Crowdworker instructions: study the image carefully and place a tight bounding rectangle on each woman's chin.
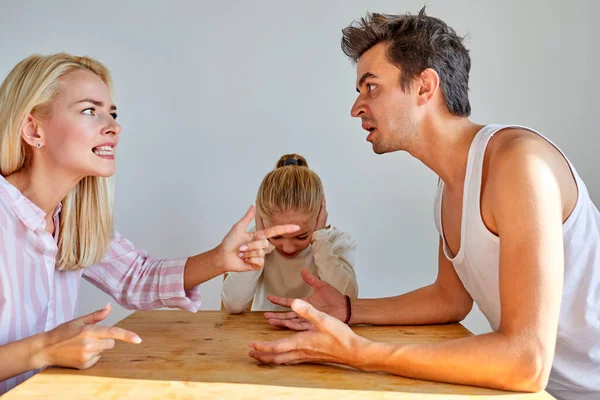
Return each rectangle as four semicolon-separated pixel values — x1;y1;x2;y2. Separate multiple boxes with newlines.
87;169;116;178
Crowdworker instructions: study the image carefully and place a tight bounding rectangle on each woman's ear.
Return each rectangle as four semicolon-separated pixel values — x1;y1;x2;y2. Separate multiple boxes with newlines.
21;114;45;149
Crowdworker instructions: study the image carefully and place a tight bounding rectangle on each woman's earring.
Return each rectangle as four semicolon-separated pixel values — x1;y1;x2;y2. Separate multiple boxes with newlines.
36;141;42;148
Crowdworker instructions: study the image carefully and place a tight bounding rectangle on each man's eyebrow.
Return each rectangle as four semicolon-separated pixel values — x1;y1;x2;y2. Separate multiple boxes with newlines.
356;72;377;92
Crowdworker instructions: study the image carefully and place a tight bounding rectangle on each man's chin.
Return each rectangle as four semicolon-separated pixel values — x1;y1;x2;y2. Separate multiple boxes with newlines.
371;142;388;155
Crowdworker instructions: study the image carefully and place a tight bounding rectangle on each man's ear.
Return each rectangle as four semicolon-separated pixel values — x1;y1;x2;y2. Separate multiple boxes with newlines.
416;68;440;107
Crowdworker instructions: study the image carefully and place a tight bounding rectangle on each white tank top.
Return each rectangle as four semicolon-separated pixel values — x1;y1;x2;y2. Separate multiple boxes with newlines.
433;125;600;399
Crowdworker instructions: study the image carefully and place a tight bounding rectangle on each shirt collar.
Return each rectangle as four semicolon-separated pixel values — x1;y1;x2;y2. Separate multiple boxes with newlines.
0;174;62;231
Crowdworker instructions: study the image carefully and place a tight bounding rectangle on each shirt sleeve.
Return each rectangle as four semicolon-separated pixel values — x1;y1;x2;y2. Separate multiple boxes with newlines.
221;269;263;314
311;225;359;298
82;231;202;312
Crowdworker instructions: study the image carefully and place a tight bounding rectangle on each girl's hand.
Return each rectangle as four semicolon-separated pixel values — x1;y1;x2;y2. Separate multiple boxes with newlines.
315;195;328;231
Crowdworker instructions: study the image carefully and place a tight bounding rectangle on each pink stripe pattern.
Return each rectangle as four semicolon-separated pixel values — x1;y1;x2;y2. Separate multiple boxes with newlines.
0;176;202;394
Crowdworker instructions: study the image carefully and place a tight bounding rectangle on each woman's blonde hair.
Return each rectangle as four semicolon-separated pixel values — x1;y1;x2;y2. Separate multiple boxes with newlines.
0;53;115;271
256;153;323;220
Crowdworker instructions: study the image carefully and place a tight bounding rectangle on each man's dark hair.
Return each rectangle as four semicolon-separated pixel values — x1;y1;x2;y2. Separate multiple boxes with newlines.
342;7;471;116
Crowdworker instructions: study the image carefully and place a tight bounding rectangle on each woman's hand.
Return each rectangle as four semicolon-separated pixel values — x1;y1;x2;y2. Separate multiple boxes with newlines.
218;205;299;272
35;303;141;370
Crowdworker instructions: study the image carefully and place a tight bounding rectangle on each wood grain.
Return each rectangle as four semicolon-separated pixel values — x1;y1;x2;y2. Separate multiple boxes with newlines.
2;311;555;399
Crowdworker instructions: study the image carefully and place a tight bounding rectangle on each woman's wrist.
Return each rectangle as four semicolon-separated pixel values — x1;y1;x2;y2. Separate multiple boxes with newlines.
210;245;228;275
183;247;227;290
28;331;50;370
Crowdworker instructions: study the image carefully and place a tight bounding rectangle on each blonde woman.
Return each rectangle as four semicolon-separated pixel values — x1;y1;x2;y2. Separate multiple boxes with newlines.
0;53;299;393
222;154;358;313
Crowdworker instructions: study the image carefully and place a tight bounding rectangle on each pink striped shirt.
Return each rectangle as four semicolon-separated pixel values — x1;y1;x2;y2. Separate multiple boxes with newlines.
0;175;202;394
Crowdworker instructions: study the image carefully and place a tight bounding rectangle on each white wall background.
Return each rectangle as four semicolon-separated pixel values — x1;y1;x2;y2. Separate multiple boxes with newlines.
1;0;597;335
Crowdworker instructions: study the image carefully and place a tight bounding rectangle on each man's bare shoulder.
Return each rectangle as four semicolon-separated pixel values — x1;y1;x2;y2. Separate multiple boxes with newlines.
486;128;560;165
484;128;577;220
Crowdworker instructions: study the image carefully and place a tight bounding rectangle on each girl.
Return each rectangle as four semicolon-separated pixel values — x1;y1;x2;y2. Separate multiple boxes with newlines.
0;53;297;393
222;154;358;313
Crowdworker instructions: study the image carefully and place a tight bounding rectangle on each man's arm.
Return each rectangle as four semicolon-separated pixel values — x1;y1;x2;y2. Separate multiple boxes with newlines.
265;240;473;329
358;138;565;390
350;239;473;325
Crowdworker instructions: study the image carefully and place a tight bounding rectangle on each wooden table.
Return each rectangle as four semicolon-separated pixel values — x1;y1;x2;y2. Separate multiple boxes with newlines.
3;311;555;399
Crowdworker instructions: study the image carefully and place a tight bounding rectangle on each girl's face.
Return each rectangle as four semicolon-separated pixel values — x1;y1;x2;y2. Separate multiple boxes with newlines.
263;211;317;258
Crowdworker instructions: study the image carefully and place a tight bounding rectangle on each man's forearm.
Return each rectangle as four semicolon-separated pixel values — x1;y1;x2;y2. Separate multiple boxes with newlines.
350;283;471;325
353;331;550;392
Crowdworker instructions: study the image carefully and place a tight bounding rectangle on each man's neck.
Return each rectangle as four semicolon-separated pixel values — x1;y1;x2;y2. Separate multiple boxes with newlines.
409;116;485;191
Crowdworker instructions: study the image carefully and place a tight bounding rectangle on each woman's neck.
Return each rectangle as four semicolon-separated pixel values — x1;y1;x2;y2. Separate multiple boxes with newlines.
6;164;80;231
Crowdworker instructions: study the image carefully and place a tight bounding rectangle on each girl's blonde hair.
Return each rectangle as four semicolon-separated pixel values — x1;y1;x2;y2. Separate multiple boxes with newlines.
0;53;115;271
256;153;323;220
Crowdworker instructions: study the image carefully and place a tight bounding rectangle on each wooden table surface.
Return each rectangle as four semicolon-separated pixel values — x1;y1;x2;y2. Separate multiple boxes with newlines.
3;311;555;399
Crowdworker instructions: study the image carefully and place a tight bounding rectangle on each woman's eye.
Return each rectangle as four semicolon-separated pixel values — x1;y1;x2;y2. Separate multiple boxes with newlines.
297;236;309;241
110;112;118;120
82;108;95;116
367;83;376;92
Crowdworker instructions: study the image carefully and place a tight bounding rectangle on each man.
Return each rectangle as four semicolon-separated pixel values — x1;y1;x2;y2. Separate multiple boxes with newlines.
248;8;599;400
